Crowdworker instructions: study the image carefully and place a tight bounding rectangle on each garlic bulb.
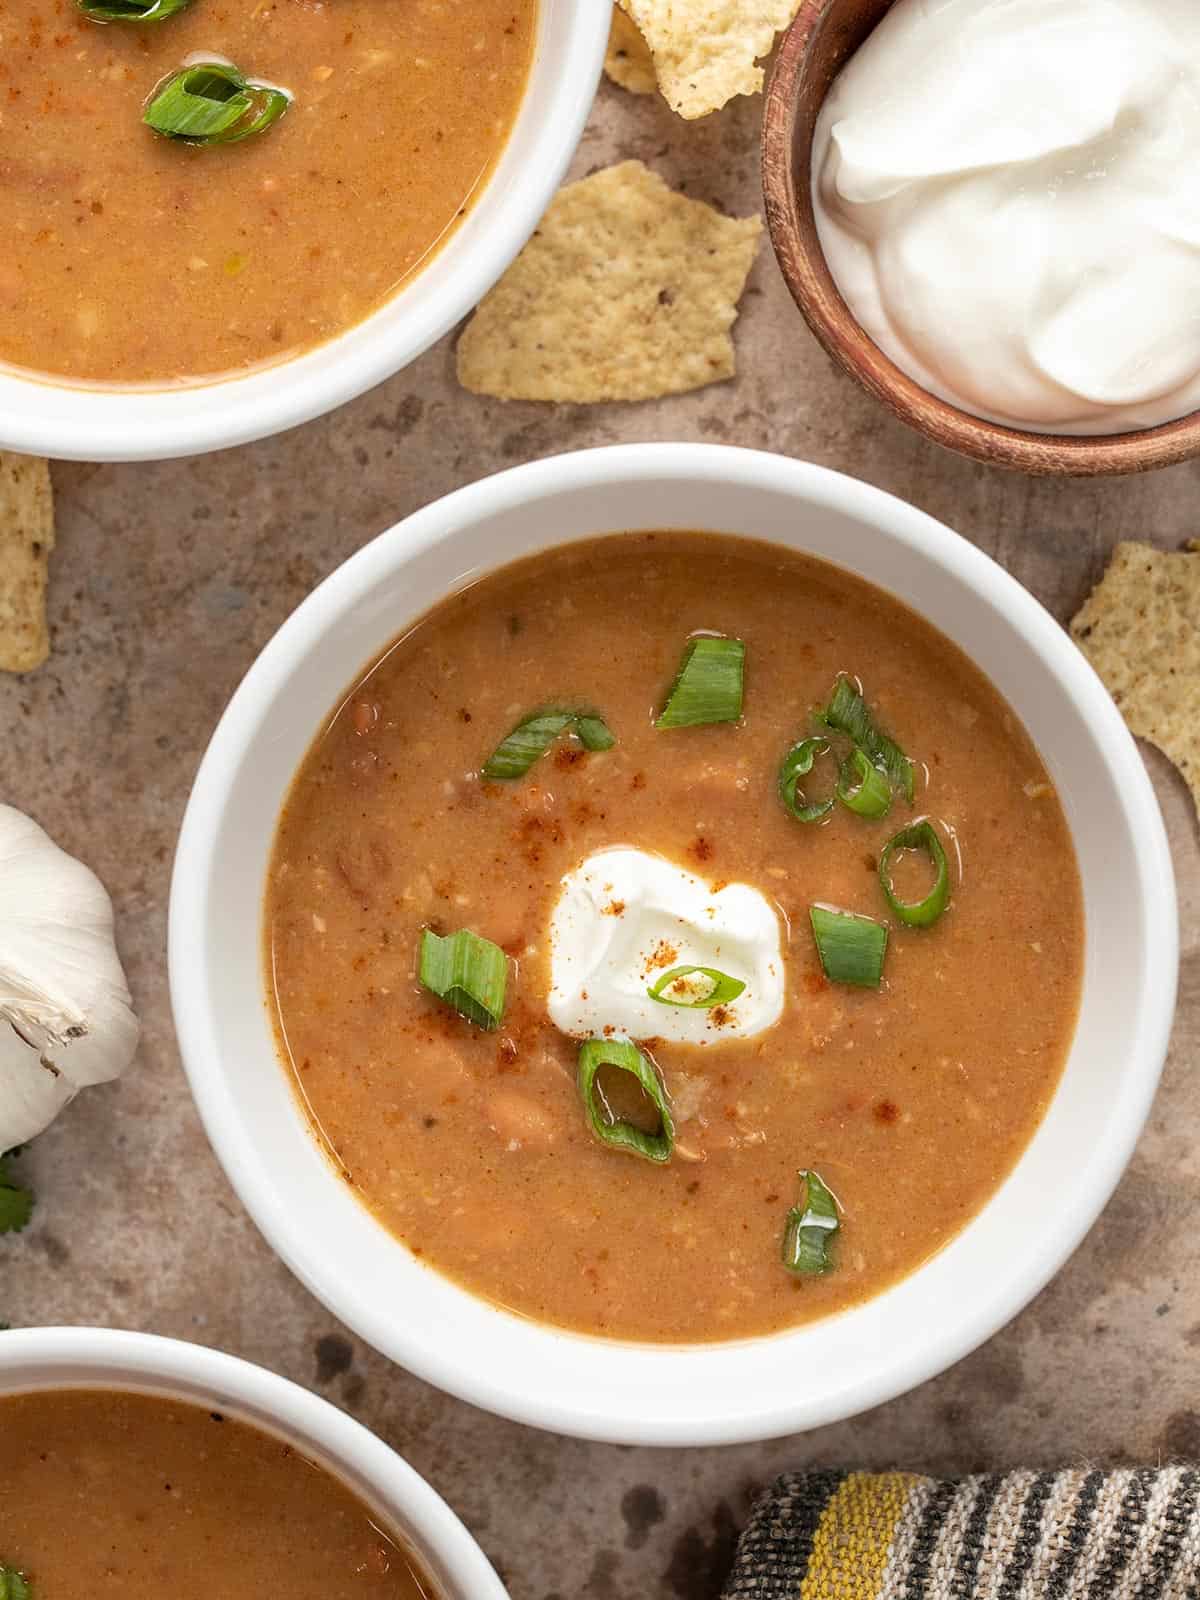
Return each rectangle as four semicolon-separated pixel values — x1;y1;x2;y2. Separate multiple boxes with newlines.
0;804;139;1150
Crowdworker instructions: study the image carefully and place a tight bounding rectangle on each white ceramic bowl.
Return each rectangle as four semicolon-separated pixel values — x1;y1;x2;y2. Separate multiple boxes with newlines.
0;1325;507;1597
0;3;607;463
170;443;1178;1446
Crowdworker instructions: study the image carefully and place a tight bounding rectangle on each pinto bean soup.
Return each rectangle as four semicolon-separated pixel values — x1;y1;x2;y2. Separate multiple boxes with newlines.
265;533;1083;1343
1;0;535;384
0;1388;438;1596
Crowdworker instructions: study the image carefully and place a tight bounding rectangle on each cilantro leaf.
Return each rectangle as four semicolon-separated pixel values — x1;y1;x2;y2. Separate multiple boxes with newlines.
0;1156;33;1236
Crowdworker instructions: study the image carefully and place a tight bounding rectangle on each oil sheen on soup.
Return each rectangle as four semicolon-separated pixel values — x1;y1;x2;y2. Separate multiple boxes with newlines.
266;534;1084;1343
0;0;535;384
0;1388;437;1597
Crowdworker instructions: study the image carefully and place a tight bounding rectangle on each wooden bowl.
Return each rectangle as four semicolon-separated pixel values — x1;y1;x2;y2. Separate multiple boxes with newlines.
761;0;1200;476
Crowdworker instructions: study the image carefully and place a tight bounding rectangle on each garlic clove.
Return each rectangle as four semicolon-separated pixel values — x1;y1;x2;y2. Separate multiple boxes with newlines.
0;804;139;1150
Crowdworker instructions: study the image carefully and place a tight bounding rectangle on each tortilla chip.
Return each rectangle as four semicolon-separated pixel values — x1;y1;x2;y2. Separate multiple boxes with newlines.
605;6;657;94
619;0;802;119
1070;541;1200;812
0;453;54;674
456;160;761;404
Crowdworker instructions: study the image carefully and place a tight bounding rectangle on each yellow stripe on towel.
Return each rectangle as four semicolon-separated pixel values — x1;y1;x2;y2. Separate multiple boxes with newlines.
799;1472;922;1600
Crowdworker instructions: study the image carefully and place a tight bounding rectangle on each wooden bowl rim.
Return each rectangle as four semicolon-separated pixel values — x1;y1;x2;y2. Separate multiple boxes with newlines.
761;0;1200;477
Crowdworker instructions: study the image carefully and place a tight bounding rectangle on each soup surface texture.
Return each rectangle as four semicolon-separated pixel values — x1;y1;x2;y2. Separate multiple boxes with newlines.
0;1388;435;1596
266;534;1084;1343
0;0;535;383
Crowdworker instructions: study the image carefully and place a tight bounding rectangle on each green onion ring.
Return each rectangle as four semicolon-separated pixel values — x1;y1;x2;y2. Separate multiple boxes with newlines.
577;1037;674;1163
418;928;507;1030
647;965;746;1008
482;708;615;780
809;904;888;988
836;748;893;819
656;636;745;729
816;676;914;803
782;1169;840;1276
0;1565;32;1600
779;736;835;823
78;0;191;20
575;714;617;752
878;819;951;928
144;63;291;145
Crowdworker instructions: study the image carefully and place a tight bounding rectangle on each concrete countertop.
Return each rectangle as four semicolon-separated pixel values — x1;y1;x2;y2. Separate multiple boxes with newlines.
5;71;1198;1600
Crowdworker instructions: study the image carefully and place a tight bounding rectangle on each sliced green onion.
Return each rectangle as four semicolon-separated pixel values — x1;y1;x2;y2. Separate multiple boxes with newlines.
779;736;835;823
144;63;291;145
647;965;746;1008
481;708;615;779
0;1566;31;1600
879;820;951;928
836;748;893;819
782;1169;840;1276
809;905;888;988
418;928;507;1030
78;0;190;19
816;677;914;803
656;636;745;729
575;714;616;752
578;1038;674;1163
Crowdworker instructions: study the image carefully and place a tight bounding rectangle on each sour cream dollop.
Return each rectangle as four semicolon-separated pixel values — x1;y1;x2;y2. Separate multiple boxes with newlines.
813;0;1200;434
547;848;784;1045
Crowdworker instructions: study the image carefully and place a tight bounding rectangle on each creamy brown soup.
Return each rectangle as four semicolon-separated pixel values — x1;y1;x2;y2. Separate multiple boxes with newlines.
0;0;535;384
0;1388;437;1596
266;533;1084;1343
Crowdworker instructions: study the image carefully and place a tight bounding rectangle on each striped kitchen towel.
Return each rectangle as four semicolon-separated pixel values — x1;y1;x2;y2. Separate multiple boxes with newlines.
723;1469;1200;1597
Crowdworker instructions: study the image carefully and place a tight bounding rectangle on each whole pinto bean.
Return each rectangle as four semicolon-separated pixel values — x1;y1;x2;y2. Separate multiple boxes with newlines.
486;1087;560;1152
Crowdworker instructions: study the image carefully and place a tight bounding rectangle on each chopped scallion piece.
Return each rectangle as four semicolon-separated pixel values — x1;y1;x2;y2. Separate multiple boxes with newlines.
816;677;914;803
144;63;291;145
578;1038;674;1163
78;0;190;19
782;1169;840;1276
836;748;893;819
647;965;745;1008
656;636;745;729
779;736;835;823
481;708;615;779
809;905;888;988
575;714;616;752
0;1565;32;1600
879;820;951;928
418;928;507;1030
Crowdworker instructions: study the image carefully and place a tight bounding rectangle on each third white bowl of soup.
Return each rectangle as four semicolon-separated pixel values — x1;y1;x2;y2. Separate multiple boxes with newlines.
0;1326;507;1599
171;444;1176;1444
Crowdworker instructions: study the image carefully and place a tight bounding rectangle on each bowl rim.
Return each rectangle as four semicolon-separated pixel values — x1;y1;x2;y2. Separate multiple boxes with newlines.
761;0;1200;476
0;1324;507;1598
0;2;608;463
169;442;1178;1445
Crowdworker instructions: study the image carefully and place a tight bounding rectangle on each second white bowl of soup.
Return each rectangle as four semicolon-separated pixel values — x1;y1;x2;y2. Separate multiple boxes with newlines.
0;1;606;461
170;444;1176;1445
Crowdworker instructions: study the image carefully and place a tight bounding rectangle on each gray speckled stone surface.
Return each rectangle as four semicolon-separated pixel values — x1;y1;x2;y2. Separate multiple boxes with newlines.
5;65;1200;1600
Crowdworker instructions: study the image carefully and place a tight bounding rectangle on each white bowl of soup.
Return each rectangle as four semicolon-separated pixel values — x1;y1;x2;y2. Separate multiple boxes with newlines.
0;1;606;462
170;443;1177;1445
0;1324;507;1597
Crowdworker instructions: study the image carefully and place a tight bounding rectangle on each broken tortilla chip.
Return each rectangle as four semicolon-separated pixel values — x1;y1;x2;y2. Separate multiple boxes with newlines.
0;452;54;674
618;0;802;119
1071;540;1200;813
606;5;657;94
456;160;761;404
